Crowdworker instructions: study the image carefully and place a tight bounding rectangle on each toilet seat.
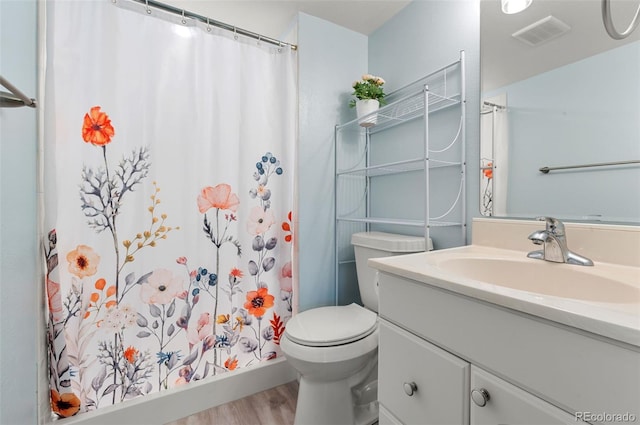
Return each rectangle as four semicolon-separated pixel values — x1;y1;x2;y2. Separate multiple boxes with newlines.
284;303;377;347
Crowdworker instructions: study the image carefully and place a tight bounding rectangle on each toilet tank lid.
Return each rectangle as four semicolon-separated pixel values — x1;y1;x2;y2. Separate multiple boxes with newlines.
351;231;431;252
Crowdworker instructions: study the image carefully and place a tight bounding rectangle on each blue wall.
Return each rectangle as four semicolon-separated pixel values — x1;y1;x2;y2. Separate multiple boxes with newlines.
368;0;481;247
296;2;481;310
486;41;640;222
0;0;40;423
297;13;368;311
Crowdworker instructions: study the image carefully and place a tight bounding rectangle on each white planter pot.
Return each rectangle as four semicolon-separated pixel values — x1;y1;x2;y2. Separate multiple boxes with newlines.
355;99;380;127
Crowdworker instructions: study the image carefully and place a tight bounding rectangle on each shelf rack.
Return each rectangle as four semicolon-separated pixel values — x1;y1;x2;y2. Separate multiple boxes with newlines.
334;51;466;305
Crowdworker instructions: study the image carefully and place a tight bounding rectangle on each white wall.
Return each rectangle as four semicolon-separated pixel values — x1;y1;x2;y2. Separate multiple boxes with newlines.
0;0;40;423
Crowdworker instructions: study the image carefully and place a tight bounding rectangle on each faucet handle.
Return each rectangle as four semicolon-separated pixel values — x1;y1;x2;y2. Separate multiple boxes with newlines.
535;216;565;236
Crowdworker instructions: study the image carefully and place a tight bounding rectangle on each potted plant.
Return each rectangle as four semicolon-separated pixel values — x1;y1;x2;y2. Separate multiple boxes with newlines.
349;74;386;127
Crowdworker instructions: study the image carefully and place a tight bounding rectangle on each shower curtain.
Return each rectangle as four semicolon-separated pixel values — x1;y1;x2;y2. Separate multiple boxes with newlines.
42;0;296;417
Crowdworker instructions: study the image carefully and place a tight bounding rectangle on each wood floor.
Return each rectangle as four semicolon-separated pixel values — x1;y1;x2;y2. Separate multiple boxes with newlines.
165;380;299;425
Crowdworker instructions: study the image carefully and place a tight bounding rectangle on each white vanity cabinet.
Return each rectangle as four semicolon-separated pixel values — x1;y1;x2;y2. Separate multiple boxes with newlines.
378;317;583;425
376;271;640;425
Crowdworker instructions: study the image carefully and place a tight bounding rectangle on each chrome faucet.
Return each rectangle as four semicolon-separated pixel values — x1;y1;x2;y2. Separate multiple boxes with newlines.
527;217;594;266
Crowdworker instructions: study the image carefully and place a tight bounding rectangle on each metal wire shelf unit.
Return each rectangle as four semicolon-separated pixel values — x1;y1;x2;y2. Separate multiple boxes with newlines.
336;92;461;134
337;217;463;227
337;158;462;178
336;172;466;228
334;51;466;306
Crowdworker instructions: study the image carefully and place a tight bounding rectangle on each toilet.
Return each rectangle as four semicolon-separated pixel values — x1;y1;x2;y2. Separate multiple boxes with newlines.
281;231;429;425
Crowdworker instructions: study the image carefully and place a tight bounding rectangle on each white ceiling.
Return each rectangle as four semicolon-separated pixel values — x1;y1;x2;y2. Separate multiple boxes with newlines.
161;0;411;40
481;0;640;91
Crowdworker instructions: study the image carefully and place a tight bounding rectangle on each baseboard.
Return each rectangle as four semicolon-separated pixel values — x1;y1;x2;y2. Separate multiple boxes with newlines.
49;358;297;425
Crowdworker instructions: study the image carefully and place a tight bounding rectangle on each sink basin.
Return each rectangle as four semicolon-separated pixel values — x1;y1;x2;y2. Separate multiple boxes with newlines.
368;223;640;346
436;257;640;304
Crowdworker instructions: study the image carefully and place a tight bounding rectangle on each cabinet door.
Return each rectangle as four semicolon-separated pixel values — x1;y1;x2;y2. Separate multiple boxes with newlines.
379;320;470;424
470;366;586;425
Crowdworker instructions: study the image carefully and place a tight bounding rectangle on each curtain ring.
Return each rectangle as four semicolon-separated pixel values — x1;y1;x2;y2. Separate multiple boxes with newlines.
258;35;262;45
206;17;212;32
278;41;283;53
233;27;238;40
145;0;151;14
181;9;186;25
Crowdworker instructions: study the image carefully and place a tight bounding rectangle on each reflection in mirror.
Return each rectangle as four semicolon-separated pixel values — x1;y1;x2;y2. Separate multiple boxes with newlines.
480;96;507;216
480;0;640;223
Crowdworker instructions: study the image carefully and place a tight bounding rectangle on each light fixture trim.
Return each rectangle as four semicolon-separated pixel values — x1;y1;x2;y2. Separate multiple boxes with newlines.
501;0;533;15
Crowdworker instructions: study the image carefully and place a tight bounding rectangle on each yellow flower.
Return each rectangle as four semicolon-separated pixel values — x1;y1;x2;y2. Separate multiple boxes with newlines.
234;316;245;331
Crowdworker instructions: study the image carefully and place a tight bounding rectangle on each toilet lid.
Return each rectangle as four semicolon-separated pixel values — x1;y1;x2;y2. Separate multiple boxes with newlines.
284;303;377;347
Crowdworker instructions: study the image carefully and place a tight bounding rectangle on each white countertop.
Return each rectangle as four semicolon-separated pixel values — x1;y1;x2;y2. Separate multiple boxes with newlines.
369;244;640;347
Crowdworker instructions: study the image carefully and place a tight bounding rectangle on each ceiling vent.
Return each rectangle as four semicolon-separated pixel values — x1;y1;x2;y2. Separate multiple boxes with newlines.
512;16;571;46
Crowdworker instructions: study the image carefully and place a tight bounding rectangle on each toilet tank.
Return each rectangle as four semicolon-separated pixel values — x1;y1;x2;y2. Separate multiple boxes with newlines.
351;231;431;312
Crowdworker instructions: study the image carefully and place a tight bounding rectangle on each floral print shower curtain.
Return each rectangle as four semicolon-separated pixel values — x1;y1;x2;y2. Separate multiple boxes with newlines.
43;0;296;418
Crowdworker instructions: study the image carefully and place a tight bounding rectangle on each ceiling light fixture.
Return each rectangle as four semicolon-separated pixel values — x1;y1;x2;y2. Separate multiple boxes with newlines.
501;0;532;14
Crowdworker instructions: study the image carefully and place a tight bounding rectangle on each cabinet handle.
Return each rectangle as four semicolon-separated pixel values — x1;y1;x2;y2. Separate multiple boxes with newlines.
403;381;418;396
471;388;490;407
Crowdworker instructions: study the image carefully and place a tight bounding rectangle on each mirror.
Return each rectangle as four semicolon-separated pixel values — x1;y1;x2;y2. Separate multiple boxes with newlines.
480;0;640;223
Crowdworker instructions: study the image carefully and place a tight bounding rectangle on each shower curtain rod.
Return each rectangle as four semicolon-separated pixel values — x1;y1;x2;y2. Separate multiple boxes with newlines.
0;75;37;108
129;0;298;50
482;100;505;110
480;101;505;115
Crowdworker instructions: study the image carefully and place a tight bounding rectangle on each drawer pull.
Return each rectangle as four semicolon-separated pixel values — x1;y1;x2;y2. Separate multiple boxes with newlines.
403;381;418;396
471;388;490;407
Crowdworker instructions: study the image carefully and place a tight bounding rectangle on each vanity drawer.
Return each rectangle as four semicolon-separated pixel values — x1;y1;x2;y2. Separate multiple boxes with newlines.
470;366;585;424
378;319;470;425
378;272;640;423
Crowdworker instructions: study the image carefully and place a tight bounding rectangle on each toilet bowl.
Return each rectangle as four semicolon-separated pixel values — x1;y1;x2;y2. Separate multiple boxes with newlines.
281;232;428;425
281;304;379;425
